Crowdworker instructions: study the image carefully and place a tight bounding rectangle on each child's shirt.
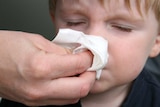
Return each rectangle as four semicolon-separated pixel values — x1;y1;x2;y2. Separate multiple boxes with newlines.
1;68;160;107
122;67;160;107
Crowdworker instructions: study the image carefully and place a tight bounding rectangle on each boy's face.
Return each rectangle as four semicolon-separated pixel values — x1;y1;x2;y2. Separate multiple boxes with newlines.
51;0;160;93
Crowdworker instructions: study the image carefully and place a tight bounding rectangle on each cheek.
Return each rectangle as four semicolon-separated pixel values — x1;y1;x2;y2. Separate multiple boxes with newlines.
108;37;151;84
90;39;149;93
113;53;145;82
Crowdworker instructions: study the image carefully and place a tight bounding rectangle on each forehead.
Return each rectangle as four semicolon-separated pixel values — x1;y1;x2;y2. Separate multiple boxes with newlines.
56;0;143;17
58;0;126;9
56;0;144;13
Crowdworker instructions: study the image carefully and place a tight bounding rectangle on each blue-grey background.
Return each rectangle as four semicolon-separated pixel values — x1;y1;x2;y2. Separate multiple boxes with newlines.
0;0;159;75
0;0;54;40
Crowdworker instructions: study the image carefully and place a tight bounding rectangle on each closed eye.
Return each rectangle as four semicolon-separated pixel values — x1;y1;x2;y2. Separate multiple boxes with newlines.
67;21;85;26
112;25;132;32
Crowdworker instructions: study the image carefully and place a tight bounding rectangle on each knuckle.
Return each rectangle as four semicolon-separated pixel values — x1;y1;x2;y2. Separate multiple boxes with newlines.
26;90;41;101
80;83;90;97
29;55;50;79
18;82;49;106
23;88;44;106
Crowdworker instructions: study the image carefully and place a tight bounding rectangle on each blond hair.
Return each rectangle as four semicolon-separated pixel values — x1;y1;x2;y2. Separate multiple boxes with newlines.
49;0;160;24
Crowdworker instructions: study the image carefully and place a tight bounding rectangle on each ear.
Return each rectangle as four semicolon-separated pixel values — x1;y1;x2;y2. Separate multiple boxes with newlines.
149;33;160;57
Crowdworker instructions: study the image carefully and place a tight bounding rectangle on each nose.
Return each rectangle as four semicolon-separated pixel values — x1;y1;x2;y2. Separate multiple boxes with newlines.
85;23;105;38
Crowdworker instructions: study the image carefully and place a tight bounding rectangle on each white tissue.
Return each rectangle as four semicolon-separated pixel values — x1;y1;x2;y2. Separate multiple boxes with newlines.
52;29;108;79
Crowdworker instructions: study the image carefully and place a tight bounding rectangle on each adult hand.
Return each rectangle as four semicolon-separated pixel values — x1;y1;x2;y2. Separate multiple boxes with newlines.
0;31;96;106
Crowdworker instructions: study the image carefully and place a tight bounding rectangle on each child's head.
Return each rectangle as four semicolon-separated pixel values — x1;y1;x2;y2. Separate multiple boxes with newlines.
49;0;160;26
49;0;160;94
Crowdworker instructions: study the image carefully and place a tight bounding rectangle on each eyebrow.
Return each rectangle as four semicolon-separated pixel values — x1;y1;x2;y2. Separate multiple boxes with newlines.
58;4;87;17
106;11;145;24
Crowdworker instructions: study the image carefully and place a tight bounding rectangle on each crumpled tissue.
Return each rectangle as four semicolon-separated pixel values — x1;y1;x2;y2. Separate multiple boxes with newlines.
52;29;109;79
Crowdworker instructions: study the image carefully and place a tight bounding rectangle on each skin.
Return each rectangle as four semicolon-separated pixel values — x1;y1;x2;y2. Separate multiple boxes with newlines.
51;0;160;106
0;31;96;106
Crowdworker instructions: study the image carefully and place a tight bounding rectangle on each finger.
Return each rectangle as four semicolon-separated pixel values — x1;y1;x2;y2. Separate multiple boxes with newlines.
43;99;79;106
47;51;93;78
46;71;96;99
30;36;93;78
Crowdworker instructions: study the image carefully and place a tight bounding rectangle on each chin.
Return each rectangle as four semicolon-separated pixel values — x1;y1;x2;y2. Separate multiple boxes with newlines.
89;82;108;94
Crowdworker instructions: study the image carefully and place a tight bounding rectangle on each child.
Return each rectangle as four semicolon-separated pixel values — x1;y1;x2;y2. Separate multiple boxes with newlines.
1;0;160;107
